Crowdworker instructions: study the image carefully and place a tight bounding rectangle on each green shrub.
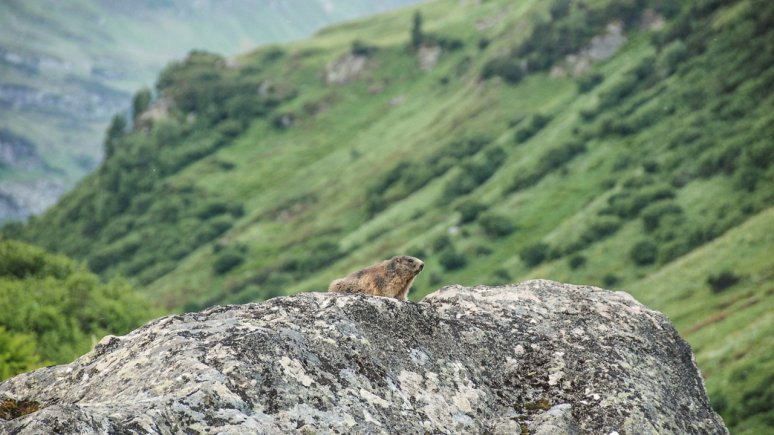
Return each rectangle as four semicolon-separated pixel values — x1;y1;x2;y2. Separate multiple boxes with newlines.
216;119;245;139
630;240;658;265
568;255;586;270
598;73;640;110
602;273;620;287
213;249;245;274
520;242;550;267
515;114;552;143
481;57;525;84
577;72;604;93
707;270;741;293
493;268;512;282
411;11;424;49
549;0;571;19
436;36;464;51
279;240;342;277
351;40;378;57
734;166;763;192
641;202;684;232
0;240;155;380
0;328;40;380
509;141;587;192
367;137;490;216
583;217;622;243
438;248;466;271
539;141;585;170
456;200;487;224
604;186;676;219
432;235;453;252
479;213;515;238
657;40;689;77
132;87;152;120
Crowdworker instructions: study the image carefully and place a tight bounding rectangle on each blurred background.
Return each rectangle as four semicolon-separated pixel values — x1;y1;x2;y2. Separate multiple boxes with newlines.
1;0;772;433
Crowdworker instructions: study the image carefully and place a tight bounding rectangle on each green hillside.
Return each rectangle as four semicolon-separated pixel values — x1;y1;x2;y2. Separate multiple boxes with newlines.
0;239;157;379
0;0;418;220
3;0;773;432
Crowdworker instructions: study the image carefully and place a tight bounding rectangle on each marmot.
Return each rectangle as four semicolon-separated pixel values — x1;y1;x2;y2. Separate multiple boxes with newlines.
328;256;424;300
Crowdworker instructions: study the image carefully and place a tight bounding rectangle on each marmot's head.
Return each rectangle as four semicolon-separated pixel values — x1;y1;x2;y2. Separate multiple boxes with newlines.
388;255;424;277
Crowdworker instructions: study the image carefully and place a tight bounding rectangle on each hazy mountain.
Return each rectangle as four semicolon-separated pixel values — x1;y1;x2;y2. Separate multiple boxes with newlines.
0;0;420;221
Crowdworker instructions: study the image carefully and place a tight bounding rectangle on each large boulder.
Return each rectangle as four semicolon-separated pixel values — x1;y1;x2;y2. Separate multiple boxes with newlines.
0;280;727;434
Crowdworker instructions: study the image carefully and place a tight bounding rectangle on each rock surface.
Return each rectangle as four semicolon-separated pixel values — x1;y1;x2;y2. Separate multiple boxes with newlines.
0;280;727;434
325;53;368;85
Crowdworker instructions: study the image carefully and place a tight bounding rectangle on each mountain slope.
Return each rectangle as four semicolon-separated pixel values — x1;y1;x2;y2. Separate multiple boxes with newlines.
0;0;420;221
3;0;774;432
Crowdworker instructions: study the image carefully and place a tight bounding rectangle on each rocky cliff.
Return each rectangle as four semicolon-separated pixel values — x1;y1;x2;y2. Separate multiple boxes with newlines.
0;280;727;434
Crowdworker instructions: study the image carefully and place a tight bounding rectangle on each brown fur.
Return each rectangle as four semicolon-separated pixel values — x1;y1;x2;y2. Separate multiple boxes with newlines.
328;256;424;300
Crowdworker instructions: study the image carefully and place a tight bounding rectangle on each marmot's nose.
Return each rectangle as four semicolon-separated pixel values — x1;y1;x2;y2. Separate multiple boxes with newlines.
418;262;424;271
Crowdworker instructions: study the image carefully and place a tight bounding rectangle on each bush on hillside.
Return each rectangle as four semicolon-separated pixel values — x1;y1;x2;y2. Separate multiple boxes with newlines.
479;213;515;238
366;136;493;216
641;202;684;232
520;242;550;267
132;87;152;120
491;268;512;285
438;247;466;271
442;149;504;201
602;273;620;287
351;40;378;57
539;141;585;170
456;200;487;224
509;141;587;192
213;249;245;275
707;270;741;293
0;240;155;380
481;57;525;84
584;216;622;243
630;239;658;266
657;40;689;77
432;235;453;252
568;255;587;270
577;72;604;93
603;186;676;219
278;240;342;278
515;114;552;144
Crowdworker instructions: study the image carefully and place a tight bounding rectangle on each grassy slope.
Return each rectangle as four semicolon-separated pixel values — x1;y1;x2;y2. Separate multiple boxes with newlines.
6;0;773;431
628;208;774;435
0;0;419;190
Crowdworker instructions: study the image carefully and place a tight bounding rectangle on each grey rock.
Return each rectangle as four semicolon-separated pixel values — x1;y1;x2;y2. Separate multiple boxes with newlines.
551;21;628;78
530;403;578;435
0;280;728;434
416;44;442;71
325;53;368;85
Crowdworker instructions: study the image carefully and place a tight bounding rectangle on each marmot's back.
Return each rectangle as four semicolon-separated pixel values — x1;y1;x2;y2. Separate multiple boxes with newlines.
328;256;424;300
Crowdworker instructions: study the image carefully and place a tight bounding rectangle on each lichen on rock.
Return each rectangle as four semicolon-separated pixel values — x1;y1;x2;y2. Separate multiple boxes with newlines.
0;280;727;434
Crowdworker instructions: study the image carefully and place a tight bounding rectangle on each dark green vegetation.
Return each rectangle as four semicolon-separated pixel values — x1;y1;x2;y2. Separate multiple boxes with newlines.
3;0;774;432
0;239;156;379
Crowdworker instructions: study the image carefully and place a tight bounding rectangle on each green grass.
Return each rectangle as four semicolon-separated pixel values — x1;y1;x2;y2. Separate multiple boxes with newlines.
5;0;774;432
